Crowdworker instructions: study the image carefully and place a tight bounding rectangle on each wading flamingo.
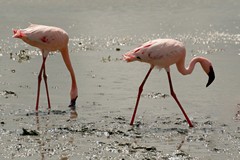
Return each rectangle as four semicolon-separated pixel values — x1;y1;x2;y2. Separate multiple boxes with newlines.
13;24;78;111
123;39;215;127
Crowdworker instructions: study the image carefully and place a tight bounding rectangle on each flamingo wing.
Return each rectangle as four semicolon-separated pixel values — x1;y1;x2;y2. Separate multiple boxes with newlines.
13;24;68;51
23;24;53;44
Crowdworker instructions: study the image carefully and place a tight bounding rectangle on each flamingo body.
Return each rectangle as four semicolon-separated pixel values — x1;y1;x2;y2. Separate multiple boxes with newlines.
124;39;185;68
13;24;78;111
13;24;68;54
124;39;215;127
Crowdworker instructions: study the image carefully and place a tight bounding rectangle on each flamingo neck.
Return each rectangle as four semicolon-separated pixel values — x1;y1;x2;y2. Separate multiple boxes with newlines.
177;57;207;75
60;47;78;100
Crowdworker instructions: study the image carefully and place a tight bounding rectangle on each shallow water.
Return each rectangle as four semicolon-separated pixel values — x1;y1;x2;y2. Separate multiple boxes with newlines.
1;0;240;159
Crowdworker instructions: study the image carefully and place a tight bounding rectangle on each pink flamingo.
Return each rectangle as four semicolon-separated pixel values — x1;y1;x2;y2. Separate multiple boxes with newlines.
123;39;215;127
13;24;78;111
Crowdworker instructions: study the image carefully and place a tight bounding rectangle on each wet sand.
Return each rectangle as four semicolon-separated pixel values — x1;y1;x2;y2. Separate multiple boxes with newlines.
1;0;240;159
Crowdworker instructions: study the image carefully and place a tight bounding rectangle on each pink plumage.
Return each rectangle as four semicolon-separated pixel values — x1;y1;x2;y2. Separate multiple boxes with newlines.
124;39;187;68
123;39;215;127
13;24;69;56
13;24;78;112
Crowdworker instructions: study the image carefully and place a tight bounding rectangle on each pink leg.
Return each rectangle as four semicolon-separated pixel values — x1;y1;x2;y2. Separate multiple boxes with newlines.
130;65;154;125
43;65;51;110
166;71;194;127
36;57;47;111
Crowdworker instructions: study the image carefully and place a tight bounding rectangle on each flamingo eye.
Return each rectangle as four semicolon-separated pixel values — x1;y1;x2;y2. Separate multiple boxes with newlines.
136;56;141;60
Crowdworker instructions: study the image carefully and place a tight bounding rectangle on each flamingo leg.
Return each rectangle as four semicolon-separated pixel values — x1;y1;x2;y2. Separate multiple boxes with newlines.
43;61;51;110
130;65;154;125
166;71;194;127
36;57;47;111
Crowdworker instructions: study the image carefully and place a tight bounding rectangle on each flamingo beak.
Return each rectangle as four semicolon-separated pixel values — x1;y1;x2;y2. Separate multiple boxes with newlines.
206;66;215;87
69;96;78;110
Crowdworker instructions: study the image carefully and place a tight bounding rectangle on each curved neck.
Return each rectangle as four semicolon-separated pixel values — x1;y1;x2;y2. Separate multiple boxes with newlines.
176;57;206;75
60;47;78;99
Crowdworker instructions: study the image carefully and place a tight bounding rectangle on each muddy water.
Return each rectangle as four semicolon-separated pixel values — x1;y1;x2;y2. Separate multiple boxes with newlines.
1;0;240;159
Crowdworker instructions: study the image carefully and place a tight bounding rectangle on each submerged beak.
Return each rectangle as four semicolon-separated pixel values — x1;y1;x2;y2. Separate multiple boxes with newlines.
69;96;78;119
206;66;215;87
68;96;78;110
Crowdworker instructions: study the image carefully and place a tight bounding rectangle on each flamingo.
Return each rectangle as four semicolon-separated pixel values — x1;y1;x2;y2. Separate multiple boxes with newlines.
13;24;78;111
123;39;215;127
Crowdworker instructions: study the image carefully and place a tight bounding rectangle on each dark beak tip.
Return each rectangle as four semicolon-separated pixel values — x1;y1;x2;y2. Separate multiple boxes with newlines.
206;66;215;87
68;96;78;108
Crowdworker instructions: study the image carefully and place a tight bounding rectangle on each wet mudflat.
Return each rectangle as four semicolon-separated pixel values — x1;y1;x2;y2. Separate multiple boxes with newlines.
0;38;240;159
1;0;240;159
1;102;240;159
0;103;239;160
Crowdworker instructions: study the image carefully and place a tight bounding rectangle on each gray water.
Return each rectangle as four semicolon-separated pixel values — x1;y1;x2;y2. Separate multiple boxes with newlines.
0;0;240;159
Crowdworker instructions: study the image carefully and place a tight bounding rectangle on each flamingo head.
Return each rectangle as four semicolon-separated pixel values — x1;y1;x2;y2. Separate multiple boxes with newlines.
69;86;78;108
69;96;78;119
196;57;215;87
69;96;78;108
206;65;215;87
